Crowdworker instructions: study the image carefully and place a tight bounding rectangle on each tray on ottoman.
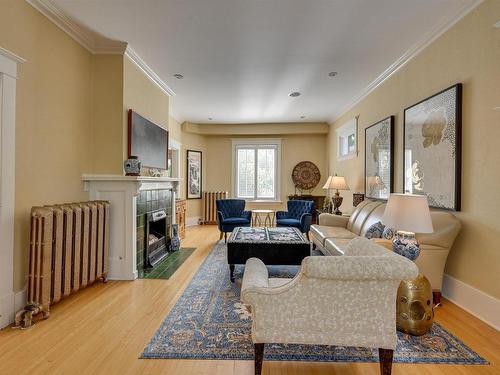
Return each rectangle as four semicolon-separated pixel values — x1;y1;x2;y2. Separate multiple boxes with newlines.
227;227;310;282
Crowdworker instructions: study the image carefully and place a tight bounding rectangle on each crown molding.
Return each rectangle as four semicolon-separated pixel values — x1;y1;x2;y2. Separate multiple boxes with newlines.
26;0;127;54
329;0;484;124
0;47;26;64
26;0;174;96
124;47;175;96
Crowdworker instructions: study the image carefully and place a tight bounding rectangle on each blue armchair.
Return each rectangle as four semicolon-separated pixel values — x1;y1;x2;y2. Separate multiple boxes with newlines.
276;200;314;239
216;199;252;242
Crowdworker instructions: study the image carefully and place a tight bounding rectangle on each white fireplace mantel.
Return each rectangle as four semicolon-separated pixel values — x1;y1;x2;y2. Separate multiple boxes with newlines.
82;174;182;280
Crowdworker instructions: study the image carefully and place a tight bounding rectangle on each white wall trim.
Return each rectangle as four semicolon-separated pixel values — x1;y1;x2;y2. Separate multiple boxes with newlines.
0;47;22;328
124;47;175;96
442;273;500;331
186;216;202;227
26;0;175;97
14;289;27;313
329;0;484;123
26;0;127;54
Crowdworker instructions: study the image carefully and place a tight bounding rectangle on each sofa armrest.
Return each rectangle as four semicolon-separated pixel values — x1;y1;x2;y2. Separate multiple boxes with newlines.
241;258;269;301
318;213;349;227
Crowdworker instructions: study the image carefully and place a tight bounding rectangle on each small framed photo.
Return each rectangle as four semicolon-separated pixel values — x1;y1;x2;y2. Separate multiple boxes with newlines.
187;150;202;199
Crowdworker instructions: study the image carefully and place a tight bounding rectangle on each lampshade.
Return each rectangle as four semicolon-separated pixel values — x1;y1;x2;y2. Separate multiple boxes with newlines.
366;175;386;190
381;193;434;233
322;175;350;191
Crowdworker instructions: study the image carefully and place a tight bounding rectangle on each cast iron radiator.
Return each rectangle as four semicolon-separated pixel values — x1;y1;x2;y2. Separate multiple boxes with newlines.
202;191;228;224
15;201;110;328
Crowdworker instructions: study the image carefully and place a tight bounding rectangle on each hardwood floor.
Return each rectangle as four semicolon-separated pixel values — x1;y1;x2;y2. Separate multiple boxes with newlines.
0;225;498;375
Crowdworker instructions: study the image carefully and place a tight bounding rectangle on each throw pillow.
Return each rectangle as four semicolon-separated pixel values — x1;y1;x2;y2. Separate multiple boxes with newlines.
382;226;395;240
365;221;385;239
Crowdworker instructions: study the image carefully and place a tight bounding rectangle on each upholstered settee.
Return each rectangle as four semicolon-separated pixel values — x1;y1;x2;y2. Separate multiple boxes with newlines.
241;237;418;375
310;200;461;302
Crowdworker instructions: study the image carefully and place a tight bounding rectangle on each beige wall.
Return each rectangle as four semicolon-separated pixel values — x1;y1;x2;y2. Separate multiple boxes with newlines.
0;1;92;291
123;57;169;161
328;0;500;299
169;117;207;219
91;55;124;174
204;131;328;212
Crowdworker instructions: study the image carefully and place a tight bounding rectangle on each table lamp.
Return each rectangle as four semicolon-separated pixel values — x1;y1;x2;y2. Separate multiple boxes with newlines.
323;175;350;215
381;193;433;260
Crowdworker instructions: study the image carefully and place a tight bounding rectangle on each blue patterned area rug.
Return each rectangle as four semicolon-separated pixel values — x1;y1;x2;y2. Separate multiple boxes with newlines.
141;241;488;365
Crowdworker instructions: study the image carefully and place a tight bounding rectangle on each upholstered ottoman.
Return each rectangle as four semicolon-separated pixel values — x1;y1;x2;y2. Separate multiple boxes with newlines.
226;227;310;282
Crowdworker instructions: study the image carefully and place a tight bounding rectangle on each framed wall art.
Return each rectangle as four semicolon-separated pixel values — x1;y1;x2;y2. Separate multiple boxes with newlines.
365;116;394;200
187;150;202;199
403;84;462;210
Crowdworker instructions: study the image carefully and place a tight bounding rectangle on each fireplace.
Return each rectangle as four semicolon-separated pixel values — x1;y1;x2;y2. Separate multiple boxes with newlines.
82;175;181;280
136;188;173;275
145;209;170;267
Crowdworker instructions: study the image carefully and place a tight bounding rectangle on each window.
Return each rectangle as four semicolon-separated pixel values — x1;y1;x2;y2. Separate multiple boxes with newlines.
336;117;358;160
232;139;281;200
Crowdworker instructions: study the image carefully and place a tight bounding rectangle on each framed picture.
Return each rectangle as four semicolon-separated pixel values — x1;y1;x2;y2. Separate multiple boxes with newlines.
187;150;202;199
365;116;394;200
403;84;462;210
336;117;358;160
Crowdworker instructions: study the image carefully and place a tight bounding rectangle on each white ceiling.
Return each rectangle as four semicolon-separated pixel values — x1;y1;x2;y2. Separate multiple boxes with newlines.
52;0;478;124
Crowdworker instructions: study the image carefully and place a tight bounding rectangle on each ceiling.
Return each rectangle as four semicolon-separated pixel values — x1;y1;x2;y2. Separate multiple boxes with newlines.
50;0;478;124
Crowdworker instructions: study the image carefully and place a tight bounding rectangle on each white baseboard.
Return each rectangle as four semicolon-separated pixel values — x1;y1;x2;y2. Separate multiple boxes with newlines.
14;289;26;312
0;292;15;329
186;216;201;227
0;289;26;328
442;273;500;331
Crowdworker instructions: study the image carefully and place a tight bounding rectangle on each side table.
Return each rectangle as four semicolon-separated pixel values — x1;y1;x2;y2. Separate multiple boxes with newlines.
251;209;275;227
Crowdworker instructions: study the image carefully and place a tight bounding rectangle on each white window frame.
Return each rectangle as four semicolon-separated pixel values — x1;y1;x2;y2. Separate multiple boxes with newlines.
231;138;282;202
168;138;181;179
336;117;358;161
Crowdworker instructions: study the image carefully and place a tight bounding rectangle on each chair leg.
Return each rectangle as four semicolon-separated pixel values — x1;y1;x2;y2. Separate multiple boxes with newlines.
219;231;223;240
224;232;227;243
433;291;442;306
378;348;393;375
305;232;310;241
254;343;265;375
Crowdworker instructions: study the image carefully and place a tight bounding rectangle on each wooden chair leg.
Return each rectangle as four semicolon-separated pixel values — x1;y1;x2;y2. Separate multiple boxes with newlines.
378;348;393;375
219;231;223;240
255;343;265;375
305;232;310;241
433;291;442;306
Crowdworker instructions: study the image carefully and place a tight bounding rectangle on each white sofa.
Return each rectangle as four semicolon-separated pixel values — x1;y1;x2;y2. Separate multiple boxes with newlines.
241;237;418;375
310;199;461;303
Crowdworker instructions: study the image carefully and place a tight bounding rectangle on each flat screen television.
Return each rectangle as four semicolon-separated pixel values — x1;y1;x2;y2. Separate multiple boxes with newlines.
128;109;169;170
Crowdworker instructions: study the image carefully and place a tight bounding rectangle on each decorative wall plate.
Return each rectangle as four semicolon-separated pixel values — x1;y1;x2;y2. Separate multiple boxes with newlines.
291;161;321;190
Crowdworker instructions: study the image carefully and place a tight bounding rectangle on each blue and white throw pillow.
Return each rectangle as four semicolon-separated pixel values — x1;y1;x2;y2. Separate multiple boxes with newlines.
365;221;385;239
382;226;395;240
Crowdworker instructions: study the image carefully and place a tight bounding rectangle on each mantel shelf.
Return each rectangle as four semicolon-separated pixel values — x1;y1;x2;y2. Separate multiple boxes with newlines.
82;174;182;183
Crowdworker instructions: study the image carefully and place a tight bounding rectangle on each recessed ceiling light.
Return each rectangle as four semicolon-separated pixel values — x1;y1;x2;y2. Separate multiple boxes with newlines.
208;117;213;120
289;92;301;97
173;74;184;79
328;71;338;77
300;116;306;119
